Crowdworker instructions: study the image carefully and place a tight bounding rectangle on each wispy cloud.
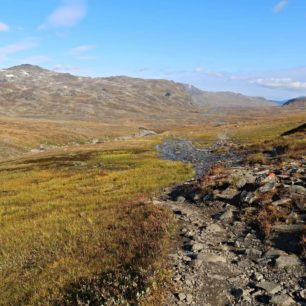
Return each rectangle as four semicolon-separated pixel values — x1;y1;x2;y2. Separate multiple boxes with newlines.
39;0;88;29
0;22;9;32
193;66;227;78
250;77;306;90
273;0;289;13
0;39;39;61
70;44;96;56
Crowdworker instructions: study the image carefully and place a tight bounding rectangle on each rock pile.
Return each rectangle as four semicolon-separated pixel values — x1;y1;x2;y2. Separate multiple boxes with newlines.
155;155;305;305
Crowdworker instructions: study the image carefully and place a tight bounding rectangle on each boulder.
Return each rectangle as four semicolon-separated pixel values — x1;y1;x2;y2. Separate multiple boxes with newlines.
270;294;295;306
275;255;301;269
257;281;282;295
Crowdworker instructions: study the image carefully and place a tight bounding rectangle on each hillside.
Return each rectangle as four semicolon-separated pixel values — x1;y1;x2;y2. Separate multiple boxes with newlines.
0;65;277;123
185;84;275;110
283;97;306;109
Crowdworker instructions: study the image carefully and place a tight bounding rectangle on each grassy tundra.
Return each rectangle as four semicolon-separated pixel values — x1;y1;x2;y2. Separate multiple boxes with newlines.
0;113;304;305
0;141;193;305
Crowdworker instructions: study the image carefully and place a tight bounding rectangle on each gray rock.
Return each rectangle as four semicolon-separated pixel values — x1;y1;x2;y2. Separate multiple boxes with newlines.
236;178;247;189
257;281;282;295
219;206;235;221
289;185;306;195
253;272;264;281
177;293;186;301
272;224;304;233
264;248;288;259
217;188;239;200
198;253;227;263
270;294;295;306
191;242;204;252
206;223;223;233
184;230;196;239
272;198;291;206
186;294;193;304
300;289;306;299
240;191;257;204
275;255;301;268
177;196;186;203
189;258;203;268
258;182;276;193
246;248;262;258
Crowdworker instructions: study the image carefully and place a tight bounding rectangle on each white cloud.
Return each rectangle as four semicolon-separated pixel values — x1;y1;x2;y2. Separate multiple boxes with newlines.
250;78;306;90
70;44;96;56
0;22;9;32
39;0;87;29
273;0;289;13
0;39;39;61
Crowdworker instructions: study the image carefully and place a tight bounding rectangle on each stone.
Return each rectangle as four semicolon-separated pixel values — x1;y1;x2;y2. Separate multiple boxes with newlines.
184;231;195;239
253;272;264;281
300;289;306;299
258;182;276;193
217;188;239;200
257;281;282;295
198;253;227;263
289;185;306;195
191;243;204;252
177;196;186;203
240;191;256;204
219;206;235;221
189;259;203;268
262;173;277;183
264;248;288;259
245;248;262;258
275;255;301;268
206;223;223;233
270;294;295;306
177;293;186;301
186;294;193;304
272;198;291;206
236;178;247;189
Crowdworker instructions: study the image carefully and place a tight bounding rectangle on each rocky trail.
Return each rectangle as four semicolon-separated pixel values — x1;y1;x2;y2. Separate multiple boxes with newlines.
155;140;305;306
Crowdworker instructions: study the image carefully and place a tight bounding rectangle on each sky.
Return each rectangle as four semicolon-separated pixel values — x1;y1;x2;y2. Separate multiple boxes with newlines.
1;0;306;100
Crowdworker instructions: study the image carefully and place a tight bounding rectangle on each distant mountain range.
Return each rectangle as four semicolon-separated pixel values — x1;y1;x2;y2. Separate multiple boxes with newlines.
0;64;302;123
283;97;306;108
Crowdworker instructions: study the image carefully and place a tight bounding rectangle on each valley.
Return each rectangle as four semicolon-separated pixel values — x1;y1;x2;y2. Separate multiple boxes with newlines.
0;65;305;306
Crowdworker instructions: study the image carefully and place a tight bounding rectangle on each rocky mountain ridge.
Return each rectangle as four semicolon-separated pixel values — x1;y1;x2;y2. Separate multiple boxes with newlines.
0;64;277;123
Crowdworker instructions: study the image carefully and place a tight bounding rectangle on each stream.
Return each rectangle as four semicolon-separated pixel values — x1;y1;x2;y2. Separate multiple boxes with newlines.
157;139;241;177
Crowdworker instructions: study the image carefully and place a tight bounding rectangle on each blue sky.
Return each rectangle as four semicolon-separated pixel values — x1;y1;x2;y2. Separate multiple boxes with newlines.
1;0;306;99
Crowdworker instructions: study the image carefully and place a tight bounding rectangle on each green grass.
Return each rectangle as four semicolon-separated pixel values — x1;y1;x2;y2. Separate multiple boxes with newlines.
0;145;193;305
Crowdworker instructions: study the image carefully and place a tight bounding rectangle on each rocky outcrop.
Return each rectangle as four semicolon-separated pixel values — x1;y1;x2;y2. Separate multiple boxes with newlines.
154;144;305;305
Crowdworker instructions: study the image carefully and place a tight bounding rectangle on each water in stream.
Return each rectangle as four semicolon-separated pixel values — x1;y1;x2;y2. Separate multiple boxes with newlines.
157;139;240;177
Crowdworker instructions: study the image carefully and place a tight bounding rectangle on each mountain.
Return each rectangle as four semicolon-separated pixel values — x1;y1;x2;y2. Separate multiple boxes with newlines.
283;97;306;109
185;85;275;109
0;64;277;123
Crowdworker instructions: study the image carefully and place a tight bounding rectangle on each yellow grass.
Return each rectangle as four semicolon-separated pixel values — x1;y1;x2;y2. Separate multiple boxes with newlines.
0;144;193;305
